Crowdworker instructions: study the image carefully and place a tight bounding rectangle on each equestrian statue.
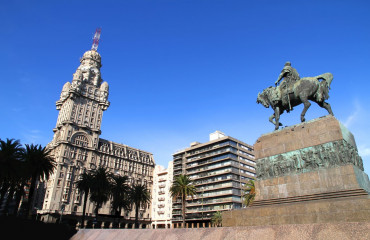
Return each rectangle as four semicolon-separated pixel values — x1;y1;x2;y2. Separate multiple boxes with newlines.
257;61;334;130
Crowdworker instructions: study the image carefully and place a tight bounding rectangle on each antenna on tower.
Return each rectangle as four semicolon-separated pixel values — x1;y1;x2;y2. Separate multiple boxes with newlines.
91;28;102;51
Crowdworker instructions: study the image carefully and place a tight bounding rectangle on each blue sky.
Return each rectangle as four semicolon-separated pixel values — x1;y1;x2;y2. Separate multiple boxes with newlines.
1;0;370;175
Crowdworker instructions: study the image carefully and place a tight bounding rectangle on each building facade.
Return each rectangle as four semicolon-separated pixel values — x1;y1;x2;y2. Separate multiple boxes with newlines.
172;131;255;228
39;49;155;228
151;161;173;229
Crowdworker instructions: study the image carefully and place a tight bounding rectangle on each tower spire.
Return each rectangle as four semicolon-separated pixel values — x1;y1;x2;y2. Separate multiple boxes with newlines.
91;28;102;51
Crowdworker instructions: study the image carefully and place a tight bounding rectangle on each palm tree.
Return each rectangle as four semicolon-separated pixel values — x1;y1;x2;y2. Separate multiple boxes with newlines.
3;158;28;216
110;175;130;218
23;144;56;218
75;171;94;228
129;183;150;229
0;138;24;214
170;174;196;228
211;211;222;227
89;167;112;223
11;174;28;216
243;180;255;207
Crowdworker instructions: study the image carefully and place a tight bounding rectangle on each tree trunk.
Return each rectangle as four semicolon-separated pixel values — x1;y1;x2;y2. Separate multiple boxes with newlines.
94;203;100;228
116;207;121;218
135;202;139;229
12;183;25;216
27;174;37;219
95;203;99;218
182;193;185;228
0;181;10;210
81;191;89;228
3;183;15;215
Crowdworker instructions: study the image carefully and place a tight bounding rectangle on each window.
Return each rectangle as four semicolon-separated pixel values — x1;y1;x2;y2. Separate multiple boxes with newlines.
73;134;89;147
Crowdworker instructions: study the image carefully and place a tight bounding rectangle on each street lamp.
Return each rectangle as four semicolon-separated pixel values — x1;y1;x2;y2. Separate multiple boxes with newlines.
34;207;39;221
59;204;65;224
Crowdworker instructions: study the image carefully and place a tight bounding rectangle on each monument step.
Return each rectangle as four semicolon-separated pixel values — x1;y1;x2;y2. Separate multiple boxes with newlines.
252;188;367;207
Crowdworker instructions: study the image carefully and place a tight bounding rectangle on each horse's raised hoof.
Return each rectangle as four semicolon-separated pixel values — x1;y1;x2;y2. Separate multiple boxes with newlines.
301;117;306;122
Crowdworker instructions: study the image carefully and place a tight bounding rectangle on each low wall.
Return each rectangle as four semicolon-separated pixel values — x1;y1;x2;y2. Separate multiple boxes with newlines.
71;222;370;240
223;196;370;227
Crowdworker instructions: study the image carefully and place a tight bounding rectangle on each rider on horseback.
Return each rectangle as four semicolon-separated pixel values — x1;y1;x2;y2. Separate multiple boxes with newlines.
257;62;334;130
275;61;300;111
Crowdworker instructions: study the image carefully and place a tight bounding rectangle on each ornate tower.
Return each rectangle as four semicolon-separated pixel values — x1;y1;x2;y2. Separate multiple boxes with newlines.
41;49;110;218
40;47;155;228
51;50;109;149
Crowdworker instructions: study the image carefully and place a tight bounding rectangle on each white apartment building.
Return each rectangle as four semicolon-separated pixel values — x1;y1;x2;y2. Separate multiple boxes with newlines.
151;161;173;229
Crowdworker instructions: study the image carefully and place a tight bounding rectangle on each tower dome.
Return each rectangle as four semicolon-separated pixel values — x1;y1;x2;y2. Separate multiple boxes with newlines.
80;50;102;67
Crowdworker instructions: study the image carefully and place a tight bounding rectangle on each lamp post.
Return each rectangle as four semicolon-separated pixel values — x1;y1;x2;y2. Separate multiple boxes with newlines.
34;207;39;221
59;204;65;224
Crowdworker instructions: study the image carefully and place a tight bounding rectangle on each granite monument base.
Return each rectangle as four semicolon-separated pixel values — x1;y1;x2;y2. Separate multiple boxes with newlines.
224;115;370;227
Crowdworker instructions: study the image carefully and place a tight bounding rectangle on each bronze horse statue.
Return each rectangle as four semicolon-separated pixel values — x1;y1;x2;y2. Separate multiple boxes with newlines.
257;73;334;130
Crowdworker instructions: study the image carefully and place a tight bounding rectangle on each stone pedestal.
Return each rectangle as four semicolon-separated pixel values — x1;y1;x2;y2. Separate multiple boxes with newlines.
253;115;369;205
223;115;370;226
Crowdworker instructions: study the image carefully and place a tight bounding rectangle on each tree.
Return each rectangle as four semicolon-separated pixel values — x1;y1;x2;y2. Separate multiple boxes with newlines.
75;171;94;228
170;174;196;228
11;172;28;216
23;144;56;218
0;138;24;212
243;180;255;207
129;183;150;229
89;167;112;222
211;211;222;227
4;158;29;216
110;175;130;218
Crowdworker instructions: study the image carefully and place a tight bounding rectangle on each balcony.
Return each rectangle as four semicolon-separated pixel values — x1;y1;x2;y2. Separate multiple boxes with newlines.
158;204;165;208
172;205;182;210
159;183;166;188
192;167;242;180
187;197;234;207
159;178;166;182
158;191;165;195
172;216;183;221
187;161;235;175
157;211;165;214
186;142;232;157
173;154;183;160
158;197;165;201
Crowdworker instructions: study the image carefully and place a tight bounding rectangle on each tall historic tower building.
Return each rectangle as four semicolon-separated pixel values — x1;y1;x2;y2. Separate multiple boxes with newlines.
39;49;155;228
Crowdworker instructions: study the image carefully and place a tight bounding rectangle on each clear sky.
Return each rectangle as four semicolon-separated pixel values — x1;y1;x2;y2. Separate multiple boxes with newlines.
1;1;370;175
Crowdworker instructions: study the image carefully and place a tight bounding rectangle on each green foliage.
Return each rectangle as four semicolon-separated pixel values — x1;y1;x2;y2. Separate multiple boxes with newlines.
211;211;222;227
0;138;26;215
129;183;151;228
170;174;196;227
23;143;56;217
89;167;112;217
75;171;94;196
110;175;130;217
75;171;94;228
170;174;197;199
243;180;255;207
0;138;24;181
